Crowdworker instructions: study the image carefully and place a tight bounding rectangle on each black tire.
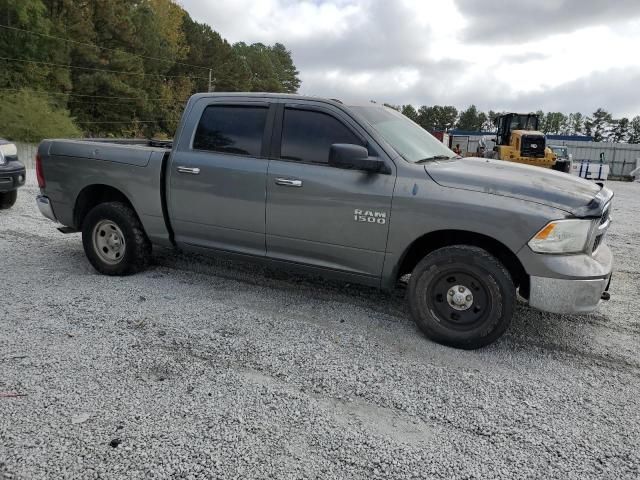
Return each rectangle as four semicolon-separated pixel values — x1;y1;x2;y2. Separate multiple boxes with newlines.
552;159;571;173
81;201;151;276
0;190;17;210
408;245;515;349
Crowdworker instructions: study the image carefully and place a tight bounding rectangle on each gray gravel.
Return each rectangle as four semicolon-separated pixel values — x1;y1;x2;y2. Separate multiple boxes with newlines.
1;182;639;479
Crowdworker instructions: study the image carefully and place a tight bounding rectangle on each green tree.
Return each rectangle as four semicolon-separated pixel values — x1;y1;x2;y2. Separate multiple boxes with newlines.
610;117;630;143
0;0;70;93
628;116;640;144
268;43;300;93
438;106;458;130
416;105;458;131
477;112;488;131
401;104;419;122
416;106;437;130
589;108;613;142
484;110;498;131
544;112;567;134
566;112;584;135
456;105;483;131
0;90;80;141
234;42;280;92
583;117;593;138
535;110;546;132
2;0;301;139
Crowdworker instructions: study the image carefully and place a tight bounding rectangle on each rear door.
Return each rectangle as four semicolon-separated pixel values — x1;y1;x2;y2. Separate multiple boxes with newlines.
168;98;273;256
265;102;395;279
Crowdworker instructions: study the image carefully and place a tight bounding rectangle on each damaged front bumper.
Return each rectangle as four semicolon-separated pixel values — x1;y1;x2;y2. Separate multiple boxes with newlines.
519;242;613;315
529;274;611;314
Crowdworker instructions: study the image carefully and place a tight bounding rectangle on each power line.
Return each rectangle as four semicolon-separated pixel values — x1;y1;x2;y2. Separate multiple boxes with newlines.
0;87;189;101
76;120;165;124
0;56;208;80
0;24;211;72
66;101;186;107
65;97;187;105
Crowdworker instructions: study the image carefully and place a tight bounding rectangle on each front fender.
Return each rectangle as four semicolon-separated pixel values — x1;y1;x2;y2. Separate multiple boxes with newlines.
381;172;566;288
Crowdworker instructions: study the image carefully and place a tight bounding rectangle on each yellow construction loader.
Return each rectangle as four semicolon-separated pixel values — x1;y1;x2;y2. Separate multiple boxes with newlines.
492;113;565;171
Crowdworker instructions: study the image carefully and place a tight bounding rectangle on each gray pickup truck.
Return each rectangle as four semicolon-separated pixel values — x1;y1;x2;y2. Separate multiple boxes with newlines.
35;93;613;349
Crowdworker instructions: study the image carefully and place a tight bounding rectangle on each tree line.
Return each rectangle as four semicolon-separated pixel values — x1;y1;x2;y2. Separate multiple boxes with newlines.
0;0;301;141
389;104;640;144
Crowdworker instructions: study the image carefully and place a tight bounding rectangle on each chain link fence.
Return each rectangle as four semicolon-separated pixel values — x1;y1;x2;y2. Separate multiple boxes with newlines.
556;140;640;178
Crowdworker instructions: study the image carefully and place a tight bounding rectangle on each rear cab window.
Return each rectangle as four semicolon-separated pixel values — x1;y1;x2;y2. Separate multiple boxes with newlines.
193;105;268;157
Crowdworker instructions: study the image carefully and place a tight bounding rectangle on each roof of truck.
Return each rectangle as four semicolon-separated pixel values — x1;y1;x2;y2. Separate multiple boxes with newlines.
187;92;386;109
190;91;340;102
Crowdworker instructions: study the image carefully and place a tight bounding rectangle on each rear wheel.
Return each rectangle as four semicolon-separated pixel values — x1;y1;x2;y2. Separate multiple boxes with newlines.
82;202;151;275
0;190;17;210
408;245;515;349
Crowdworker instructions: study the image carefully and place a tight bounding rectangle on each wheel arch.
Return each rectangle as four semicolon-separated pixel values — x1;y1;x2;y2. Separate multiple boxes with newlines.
73;184;137;230
394;229;529;296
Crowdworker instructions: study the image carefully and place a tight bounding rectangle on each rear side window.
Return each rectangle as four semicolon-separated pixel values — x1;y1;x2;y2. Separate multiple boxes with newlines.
281;108;364;164
193;105;267;156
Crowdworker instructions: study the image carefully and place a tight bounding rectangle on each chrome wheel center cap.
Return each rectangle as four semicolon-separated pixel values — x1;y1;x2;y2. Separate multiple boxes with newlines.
447;285;474;311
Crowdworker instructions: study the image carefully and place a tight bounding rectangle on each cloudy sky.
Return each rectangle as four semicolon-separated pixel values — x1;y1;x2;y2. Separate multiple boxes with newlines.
180;0;640;117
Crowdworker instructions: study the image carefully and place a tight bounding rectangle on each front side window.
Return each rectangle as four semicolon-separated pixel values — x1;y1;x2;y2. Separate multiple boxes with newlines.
281;108;364;164
193;105;267;156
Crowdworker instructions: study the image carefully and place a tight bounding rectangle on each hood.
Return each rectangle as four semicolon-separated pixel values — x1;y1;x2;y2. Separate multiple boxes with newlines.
425;157;610;216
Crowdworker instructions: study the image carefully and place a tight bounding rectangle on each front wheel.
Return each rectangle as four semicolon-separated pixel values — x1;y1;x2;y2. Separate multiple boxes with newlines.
408;245;515;349
82;202;151;275
0;190;17;210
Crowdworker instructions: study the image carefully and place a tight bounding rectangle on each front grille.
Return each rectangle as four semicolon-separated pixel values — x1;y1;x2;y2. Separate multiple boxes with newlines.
521;136;546;158
592;203;612;253
592;234;603;253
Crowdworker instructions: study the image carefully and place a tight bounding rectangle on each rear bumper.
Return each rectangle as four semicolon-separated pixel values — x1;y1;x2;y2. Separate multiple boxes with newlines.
529;275;610;314
36;195;58;223
0;164;26;192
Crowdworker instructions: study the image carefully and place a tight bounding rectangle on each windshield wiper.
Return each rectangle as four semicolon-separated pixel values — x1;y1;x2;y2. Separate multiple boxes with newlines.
414;155;455;164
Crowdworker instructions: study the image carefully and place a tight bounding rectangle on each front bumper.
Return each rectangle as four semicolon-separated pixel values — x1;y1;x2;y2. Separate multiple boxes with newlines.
36;195;58;223
519;242;613;314
0;164;26;192
529;275;610;314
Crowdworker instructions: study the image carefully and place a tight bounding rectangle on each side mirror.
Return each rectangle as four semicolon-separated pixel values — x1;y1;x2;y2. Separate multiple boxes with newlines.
328;144;384;172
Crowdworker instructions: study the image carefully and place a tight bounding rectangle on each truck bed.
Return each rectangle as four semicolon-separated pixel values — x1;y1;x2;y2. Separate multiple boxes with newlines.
38;138;173;246
47;139;171;167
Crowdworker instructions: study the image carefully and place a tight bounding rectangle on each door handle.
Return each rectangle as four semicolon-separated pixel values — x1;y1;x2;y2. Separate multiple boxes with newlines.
177;166;200;175
275;178;302;187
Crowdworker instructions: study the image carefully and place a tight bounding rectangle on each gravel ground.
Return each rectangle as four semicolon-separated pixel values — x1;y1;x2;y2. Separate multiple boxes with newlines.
1;182;639;479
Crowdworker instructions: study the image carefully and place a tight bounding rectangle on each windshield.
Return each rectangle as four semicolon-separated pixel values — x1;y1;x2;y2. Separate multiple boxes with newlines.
510;115;538;131
349;105;456;163
550;146;568;157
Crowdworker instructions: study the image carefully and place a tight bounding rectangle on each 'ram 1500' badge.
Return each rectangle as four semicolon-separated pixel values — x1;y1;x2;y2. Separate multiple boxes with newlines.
354;209;386;224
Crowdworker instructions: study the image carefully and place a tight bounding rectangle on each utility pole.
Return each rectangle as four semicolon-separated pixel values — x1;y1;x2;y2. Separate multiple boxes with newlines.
208;69;213;92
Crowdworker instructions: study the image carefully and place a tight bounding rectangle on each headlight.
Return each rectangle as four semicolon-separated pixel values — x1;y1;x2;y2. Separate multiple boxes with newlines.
0;143;17;165
528;219;592;254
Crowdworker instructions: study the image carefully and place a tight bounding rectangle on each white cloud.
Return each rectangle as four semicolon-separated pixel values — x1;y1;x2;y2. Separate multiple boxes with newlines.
179;0;640;116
